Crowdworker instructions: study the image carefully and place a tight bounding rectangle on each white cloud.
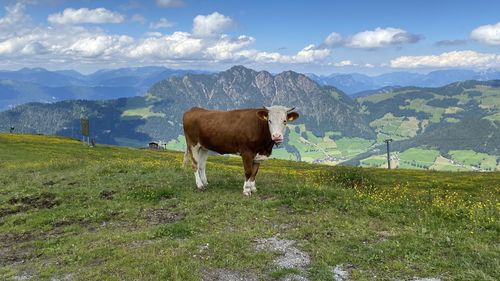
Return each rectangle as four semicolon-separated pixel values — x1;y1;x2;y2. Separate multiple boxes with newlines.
241;44;330;64
0;8;333;69
144;32;163;38
364;63;375;68
470;22;500;45
0;35;33;55
192;12;234;37
64;35;133;58
131;14;146;24
294;44;330;63
0;3;29;26
150;18;175;29
205;35;255;60
128;32;203;59
323;32;343;47
0;3;32;37
48;8;124;25
156;0;185;8
346;27;420;48
332;60;355;67
390;50;500;68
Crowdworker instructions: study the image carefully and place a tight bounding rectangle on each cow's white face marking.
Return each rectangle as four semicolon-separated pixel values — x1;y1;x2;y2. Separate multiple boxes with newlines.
257;106;299;144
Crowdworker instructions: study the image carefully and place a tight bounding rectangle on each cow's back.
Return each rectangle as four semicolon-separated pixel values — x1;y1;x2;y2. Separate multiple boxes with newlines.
183;107;270;154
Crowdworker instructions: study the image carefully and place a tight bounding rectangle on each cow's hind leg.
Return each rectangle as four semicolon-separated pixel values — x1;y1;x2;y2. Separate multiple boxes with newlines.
241;151;256;196
190;143;205;190
198;147;209;187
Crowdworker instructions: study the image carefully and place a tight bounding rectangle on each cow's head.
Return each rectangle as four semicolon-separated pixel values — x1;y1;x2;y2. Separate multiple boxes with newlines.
257;106;299;144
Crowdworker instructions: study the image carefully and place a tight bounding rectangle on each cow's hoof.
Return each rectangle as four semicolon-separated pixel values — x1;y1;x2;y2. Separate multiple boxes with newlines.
243;190;251;196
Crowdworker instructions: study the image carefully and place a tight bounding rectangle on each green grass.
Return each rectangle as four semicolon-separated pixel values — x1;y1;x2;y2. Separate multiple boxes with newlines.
449;150;499;171
334;137;374;158
429;155;472;172
369;113;421;142
164;135;186;152
484;112;500;121
400;99;445;123
287;125;373;162
398;147;440;170
1;134;499;280
121;105;166;119
360;155;387;168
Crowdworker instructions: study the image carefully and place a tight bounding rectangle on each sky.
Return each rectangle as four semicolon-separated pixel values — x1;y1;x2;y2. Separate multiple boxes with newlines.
1;0;500;75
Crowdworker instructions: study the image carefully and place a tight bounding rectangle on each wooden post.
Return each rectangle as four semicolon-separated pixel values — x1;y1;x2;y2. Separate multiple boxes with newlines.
81;118;89;146
384;139;393;169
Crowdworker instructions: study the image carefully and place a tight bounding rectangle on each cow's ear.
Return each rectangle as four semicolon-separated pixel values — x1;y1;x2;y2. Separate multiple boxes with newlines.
257;110;268;121
287;112;299;122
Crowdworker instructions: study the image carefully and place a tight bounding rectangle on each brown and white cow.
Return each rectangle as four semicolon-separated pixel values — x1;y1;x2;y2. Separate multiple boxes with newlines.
182;106;299;196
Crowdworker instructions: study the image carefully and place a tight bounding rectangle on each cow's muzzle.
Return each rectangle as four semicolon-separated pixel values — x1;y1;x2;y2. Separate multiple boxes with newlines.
272;138;283;144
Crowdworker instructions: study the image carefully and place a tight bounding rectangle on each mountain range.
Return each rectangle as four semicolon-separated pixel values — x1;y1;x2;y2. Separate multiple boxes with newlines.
0;66;373;146
3;67;500;112
0;67;208;110
308;69;500;95
0;65;499;170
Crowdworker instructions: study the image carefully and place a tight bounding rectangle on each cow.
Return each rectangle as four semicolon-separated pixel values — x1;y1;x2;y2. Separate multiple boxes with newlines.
182;106;299;196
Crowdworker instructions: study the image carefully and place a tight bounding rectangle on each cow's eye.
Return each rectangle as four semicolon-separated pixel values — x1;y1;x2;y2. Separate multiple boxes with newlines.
283;120;287;124
268;119;272;124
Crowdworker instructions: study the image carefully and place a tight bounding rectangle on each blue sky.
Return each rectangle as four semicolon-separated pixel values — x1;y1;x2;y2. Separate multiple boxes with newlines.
1;0;500;74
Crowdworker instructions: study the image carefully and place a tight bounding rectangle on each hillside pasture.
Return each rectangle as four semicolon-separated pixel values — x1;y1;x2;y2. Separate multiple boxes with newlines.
398;147;440;170
0;134;498;281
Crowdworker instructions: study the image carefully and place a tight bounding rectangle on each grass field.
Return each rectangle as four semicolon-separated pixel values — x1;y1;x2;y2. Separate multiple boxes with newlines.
398;147;440;170
449;150;499;171
360;155;387;168
430;156;472;172
1;134;499;280
369;113;420;142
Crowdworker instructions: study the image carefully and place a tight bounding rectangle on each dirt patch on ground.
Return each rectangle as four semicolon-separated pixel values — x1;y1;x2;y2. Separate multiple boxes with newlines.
8;192;60;209
278;204;295;214
42;180;57;186
202;268;259;281
0;206;27;219
144;208;185;225
51;217;88;228
0;232;38;266
0;244;36;266
99;190;116;200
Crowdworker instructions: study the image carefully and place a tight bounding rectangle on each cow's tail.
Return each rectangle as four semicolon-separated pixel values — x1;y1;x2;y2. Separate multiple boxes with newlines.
183;146;190;169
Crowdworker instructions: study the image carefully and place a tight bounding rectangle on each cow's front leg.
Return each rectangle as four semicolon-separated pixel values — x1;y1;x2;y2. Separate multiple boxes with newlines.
241;151;256;196
249;163;260;193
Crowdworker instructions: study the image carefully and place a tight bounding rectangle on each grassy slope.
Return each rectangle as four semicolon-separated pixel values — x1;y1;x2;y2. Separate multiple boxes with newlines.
449;150;499;171
0;134;499;281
